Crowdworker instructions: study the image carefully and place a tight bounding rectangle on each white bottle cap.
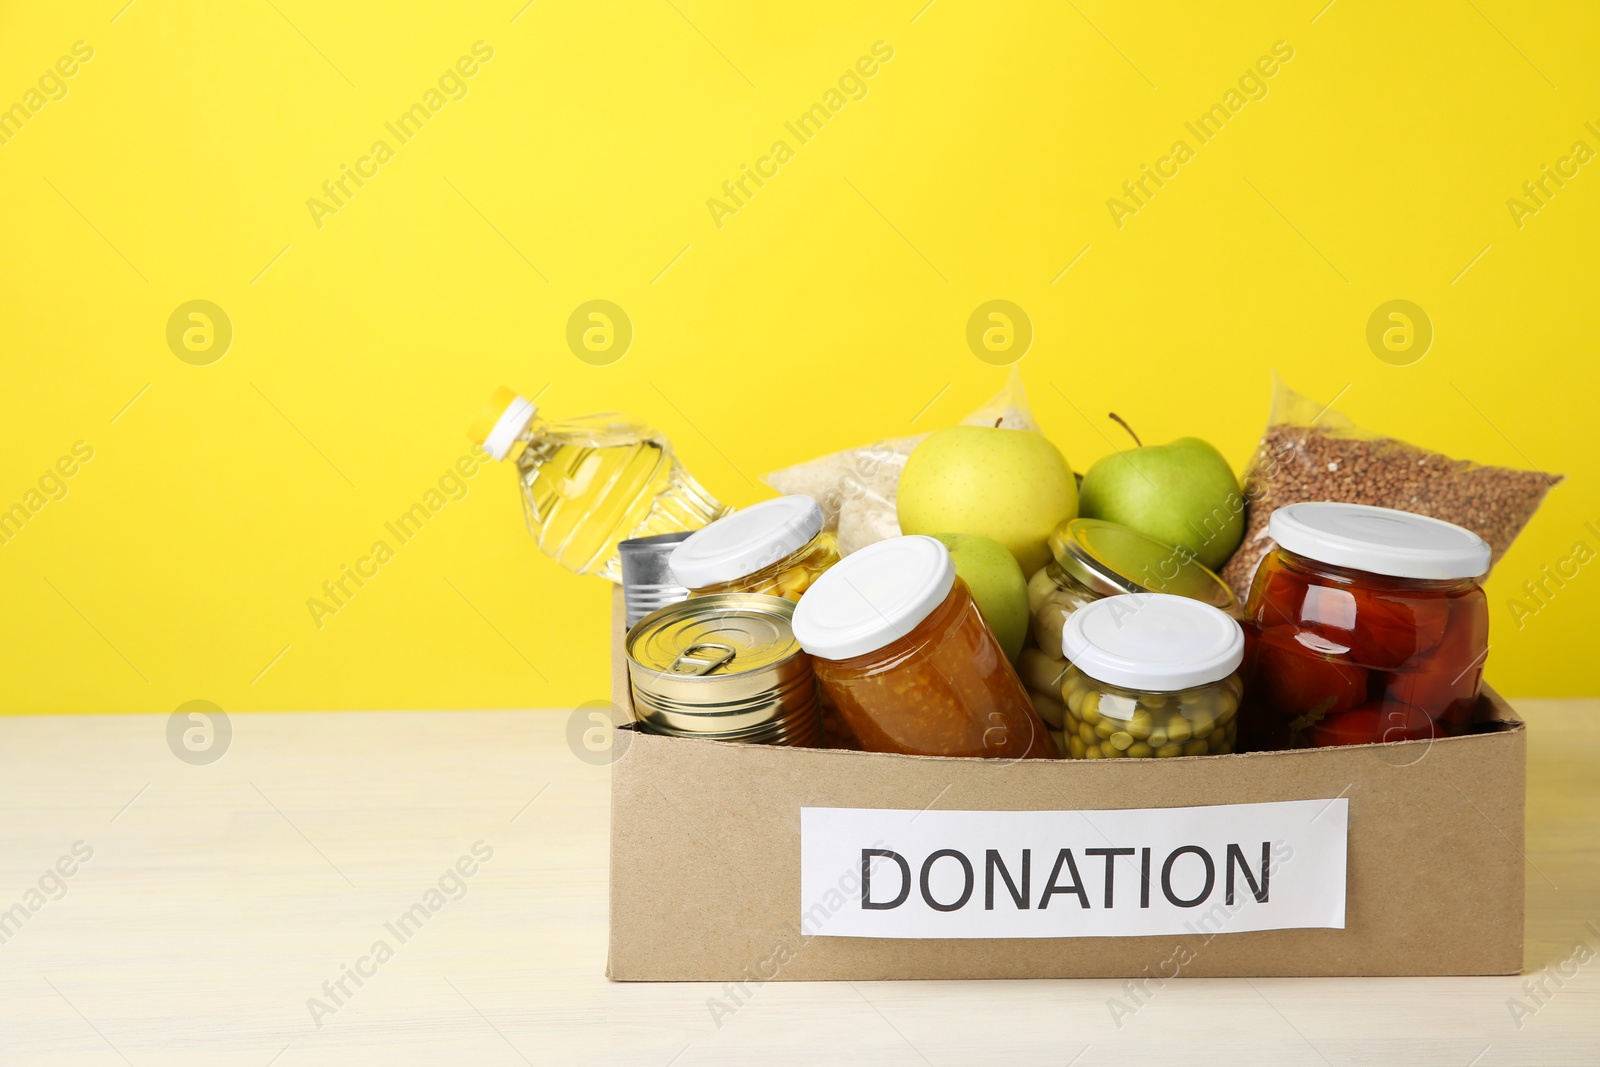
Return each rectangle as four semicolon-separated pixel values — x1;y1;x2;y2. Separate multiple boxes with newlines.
669;496;825;588
792;535;955;661
480;390;538;461
1268;502;1490;580
1063;593;1244;691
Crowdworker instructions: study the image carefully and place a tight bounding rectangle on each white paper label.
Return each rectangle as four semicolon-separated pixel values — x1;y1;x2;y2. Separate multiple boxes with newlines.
799;799;1348;939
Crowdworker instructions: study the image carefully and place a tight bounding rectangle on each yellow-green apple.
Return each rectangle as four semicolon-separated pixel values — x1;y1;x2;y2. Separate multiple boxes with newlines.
1077;420;1243;571
898;427;1076;575
932;533;1029;662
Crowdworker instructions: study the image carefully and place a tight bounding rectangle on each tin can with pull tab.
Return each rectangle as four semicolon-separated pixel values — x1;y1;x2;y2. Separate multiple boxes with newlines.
624;593;820;746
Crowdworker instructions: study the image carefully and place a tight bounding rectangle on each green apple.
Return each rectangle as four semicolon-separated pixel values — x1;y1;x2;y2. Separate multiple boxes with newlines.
933;533;1030;662
1077;424;1243;571
898;426;1077;575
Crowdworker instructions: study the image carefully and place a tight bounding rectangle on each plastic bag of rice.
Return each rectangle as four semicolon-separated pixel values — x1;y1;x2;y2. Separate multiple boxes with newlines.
1220;375;1563;604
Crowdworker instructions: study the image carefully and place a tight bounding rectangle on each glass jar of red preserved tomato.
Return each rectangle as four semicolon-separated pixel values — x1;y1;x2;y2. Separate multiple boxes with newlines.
1238;503;1491;751
792;536;1058;759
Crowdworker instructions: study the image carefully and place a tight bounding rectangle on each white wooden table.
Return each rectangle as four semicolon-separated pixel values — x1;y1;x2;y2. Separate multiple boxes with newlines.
1;701;1595;1066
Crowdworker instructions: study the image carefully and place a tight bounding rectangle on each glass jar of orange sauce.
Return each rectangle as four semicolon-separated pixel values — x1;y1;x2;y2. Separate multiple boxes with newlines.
792;535;1057;759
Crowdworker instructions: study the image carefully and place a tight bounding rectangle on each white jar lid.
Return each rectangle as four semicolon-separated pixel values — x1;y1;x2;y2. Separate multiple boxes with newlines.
792;535;955;661
1063;593;1243;691
1268;502;1490;580
669;495;824;588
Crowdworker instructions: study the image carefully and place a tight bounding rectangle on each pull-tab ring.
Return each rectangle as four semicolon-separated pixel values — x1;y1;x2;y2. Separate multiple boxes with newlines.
669;642;737;676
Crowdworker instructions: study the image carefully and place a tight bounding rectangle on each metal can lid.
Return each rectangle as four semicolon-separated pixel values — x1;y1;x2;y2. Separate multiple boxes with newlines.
626;593;801;678
1048;518;1235;611
669;496;824;588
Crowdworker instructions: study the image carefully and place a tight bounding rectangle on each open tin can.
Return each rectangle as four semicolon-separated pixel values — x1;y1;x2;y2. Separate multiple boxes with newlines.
624;593;819;746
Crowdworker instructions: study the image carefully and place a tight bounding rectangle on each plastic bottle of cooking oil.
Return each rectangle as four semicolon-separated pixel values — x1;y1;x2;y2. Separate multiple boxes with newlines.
469;387;731;582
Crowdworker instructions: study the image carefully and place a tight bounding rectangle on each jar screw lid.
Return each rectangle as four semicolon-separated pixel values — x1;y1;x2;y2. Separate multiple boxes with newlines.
1268;502;1490;580
1062;592;1244;691
669;495;825;589
792;535;955;661
1048;518;1236;612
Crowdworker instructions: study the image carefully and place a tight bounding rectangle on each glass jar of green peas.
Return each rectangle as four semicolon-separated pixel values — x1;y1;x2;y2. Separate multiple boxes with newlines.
1058;593;1245;760
1022;519;1236;748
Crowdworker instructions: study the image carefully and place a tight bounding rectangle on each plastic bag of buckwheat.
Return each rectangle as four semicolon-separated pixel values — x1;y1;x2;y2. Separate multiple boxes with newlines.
763;368;1040;556
1219;374;1564;605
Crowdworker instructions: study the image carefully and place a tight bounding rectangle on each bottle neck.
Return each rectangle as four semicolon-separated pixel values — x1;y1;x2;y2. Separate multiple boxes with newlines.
506;415;548;462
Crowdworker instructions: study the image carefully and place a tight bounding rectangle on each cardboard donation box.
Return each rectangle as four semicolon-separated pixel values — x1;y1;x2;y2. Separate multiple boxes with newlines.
605;590;1526;981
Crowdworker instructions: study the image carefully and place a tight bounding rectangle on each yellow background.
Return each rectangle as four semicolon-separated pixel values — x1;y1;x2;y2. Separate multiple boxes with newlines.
1;0;1595;713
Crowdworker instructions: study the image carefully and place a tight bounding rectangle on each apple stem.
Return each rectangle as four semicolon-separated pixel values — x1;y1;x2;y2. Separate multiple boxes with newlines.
994;417;1003;428
1108;412;1142;448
